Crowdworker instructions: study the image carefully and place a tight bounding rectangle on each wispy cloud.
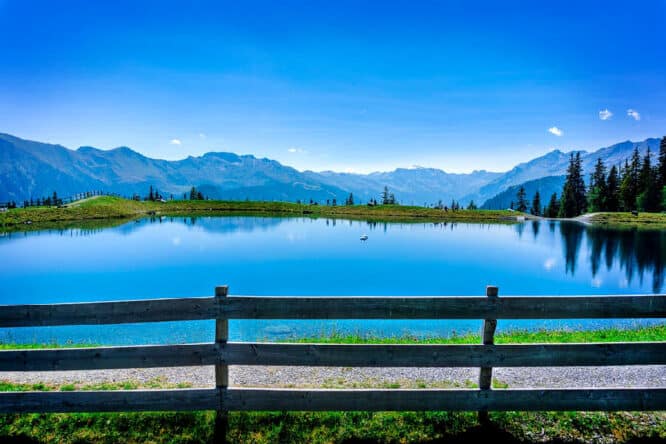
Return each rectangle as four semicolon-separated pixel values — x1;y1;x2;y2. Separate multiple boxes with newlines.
599;109;613;120
199;133;206;139
170;139;182;145
548;126;563;136
627;109;641;121
287;147;308;154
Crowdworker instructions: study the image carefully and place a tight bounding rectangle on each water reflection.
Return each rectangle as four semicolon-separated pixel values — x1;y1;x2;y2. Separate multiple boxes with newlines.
2;216;665;344
585;226;665;293
518;220;665;293
3;216;665;294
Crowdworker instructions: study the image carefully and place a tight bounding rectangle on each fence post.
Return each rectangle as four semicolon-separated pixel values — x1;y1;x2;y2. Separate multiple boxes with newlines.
478;285;498;425
214;285;229;443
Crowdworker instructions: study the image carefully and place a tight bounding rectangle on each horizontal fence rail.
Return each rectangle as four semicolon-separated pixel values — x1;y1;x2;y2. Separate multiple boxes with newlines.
1;287;665;431
3;342;666;371
0;296;218;327
1;388;665;413
2;294;666;326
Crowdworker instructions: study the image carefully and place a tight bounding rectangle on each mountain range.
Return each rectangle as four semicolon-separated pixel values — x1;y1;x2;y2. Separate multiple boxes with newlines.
0;132;661;208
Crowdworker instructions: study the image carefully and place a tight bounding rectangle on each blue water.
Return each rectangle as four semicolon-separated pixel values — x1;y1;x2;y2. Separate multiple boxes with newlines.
0;216;664;344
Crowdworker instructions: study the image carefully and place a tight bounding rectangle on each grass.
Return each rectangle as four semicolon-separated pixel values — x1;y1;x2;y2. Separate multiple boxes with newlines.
286;323;666;345
0;195;519;232
1;406;664;443
0;342;97;350
2;324;664;352
587;211;666;229
1;324;665;442
3;196;665;233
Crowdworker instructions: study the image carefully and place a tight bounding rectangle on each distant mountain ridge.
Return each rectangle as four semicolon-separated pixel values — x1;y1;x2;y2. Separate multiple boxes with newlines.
464;138;660;206
480;176;566;211
0;132;661;207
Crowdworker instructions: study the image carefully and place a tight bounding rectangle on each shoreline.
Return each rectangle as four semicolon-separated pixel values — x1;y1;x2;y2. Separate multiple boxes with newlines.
2;195;665;232
0;196;518;232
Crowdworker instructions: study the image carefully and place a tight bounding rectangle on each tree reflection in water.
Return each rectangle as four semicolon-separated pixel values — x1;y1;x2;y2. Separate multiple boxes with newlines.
558;221;665;292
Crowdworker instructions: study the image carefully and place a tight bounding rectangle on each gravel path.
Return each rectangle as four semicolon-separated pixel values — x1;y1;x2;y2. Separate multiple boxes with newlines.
2;365;664;389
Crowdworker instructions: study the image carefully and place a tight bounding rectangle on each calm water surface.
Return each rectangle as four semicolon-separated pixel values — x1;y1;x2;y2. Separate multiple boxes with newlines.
1;216;664;344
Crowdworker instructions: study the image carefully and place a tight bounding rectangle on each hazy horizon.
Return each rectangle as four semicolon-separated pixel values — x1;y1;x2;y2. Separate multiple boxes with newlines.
4;131;662;176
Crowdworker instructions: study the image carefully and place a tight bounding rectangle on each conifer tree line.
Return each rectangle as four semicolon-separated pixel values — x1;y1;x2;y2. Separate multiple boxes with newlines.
521;136;666;217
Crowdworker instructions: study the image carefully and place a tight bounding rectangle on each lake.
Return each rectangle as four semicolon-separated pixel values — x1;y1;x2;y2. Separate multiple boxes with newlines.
1;216;664;345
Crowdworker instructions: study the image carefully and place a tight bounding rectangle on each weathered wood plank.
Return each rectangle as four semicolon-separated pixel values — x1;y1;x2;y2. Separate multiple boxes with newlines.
0;297;217;327
0;389;218;413
3;388;664;413
0;344;217;371
219;342;666;367
2;295;664;327
3;342;665;371
224;388;666;411
214;286;229;441
479;285;499;395
215;286;229;389
222;295;666;319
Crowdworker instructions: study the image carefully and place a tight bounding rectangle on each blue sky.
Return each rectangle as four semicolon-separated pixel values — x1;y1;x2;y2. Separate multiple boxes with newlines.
1;1;664;173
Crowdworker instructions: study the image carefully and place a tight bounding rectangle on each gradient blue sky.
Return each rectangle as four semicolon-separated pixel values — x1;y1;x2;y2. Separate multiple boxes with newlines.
1;1;664;173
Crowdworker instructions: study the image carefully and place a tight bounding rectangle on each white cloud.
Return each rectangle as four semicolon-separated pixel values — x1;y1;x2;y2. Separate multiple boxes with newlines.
287;147;308;154
599;109;613;120
199;133;206;139
627;109;641;121
548;126;563;136
170;139;182;145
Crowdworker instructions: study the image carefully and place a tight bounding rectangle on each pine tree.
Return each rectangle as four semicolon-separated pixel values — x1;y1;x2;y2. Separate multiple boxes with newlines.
545;193;559;218
659;136;666;188
639;148;652;194
516;186;528;212
381;186;390;205
620;148;641;211
637;148;660;211
467;200;477;210
149;186;154;202
346;193;354;205
559;153;587;217
189;187;198;200
572;152;587;215
530;191;541;216
587;158;607;212
605;165;620;212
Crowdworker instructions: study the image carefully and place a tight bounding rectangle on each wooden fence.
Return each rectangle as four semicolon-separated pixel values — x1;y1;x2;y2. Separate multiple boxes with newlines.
1;286;665;428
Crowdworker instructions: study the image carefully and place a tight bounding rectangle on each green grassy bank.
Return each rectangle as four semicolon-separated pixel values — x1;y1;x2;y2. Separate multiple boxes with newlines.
3;195;666;232
2;408;664;443
0;195;517;231
1;325;665;443
3;324;664;350
588;212;666;230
